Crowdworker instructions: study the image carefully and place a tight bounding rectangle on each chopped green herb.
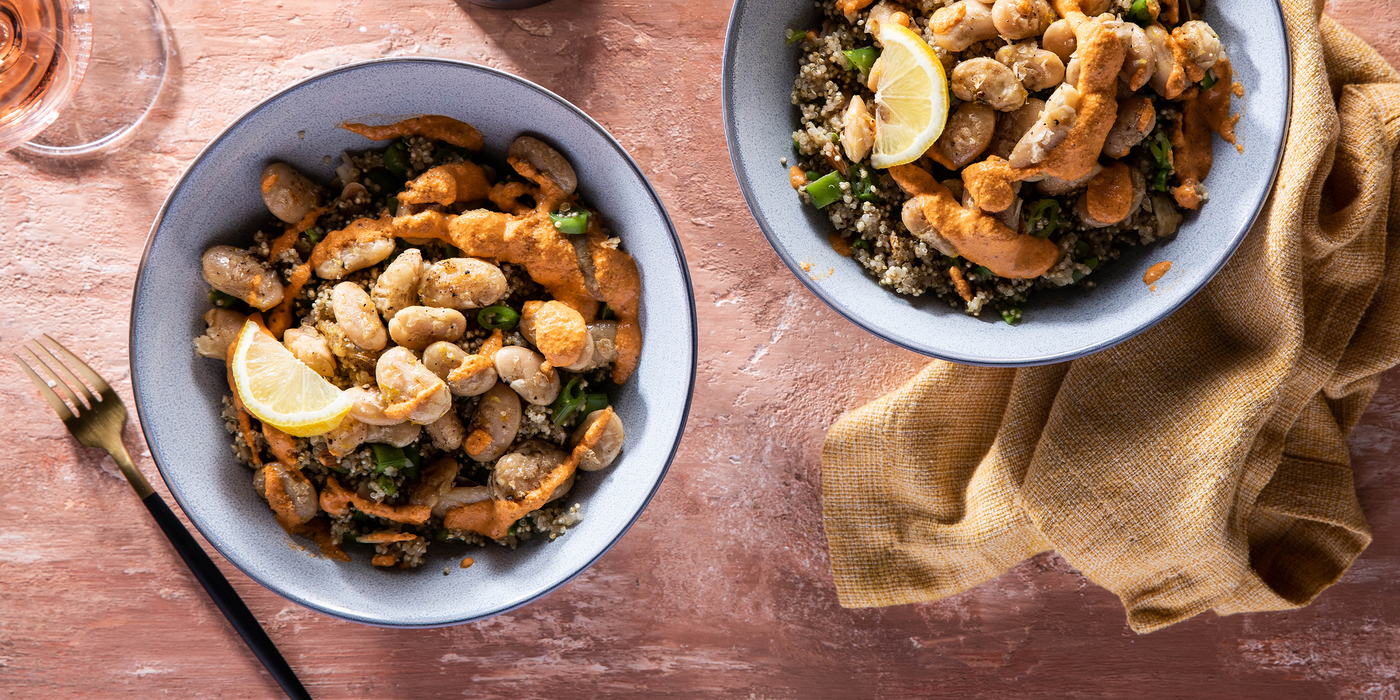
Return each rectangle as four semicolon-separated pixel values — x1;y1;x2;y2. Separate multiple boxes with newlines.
371;444;407;474
376;474;398;497
852;166;880;202
852;237;871;250
208;289;244;309
805;170;820;181
550;210;590;235
477;305;520;330
843;47;880;75
1085;256;1100;270
1025;199;1067;237
350;511;369;524
804;171;847;208
581;393;609;420
432;144;472;166
435;528;451;541
306;226;324;244
1001;308;1023;325
975;266;993;278
1074;241;1090;257
383;139;410;176
402;444;421;480
785;28;807;46
1201;67;1217;89
1127;0;1154;24
507;523;519;537
792;136;800;150
551;376;586;425
1147;131;1174;192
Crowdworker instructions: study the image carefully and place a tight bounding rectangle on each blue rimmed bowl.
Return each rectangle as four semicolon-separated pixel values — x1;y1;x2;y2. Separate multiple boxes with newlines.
723;0;1290;365
131;58;696;627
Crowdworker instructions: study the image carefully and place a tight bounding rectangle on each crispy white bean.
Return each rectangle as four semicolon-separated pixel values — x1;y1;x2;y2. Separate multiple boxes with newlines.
1144;23;1183;97
928;0;998;52
325;416;369;458
520;300;591;368
364;421;422;448
345;385;405;426
419;258;509;310
1008;83;1079;168
331;282;387;351
431;485;492;518
996;42;1065;92
387;306;466;351
1034;162;1102;195
495;345;561;406
901;197;960;258
422;341;497;397
931;101;996;170
464;382;522;463
283;324;336;378
426;409;465;451
1173;21;1222;73
576;321;618;371
260;163;318;224
376;346;452;424
842;95;875;164
1103;96;1157;159
989;98;1044;159
570;410;625;472
991;0;1055;40
493;439;568;500
408;457;462;508
201;246;284;311
1041;19;1077;62
508;136;577;195
371;249;422;322
950;58;1027;112
1105;19;1154;91
253;462;319;523
194;308;247;360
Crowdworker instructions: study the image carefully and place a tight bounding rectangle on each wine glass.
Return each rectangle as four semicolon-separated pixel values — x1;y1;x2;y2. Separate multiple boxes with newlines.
0;0;169;158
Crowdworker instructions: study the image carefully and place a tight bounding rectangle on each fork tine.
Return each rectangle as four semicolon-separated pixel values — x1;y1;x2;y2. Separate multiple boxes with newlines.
30;342;96;407
41;335;112;395
23;346;87;411
14;352;75;421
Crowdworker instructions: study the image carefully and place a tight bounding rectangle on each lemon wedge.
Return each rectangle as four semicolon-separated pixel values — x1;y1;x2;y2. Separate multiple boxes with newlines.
230;320;352;437
870;23;948;169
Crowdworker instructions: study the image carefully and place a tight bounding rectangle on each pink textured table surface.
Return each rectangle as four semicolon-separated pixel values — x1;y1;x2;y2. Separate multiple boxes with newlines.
2;1;1398;697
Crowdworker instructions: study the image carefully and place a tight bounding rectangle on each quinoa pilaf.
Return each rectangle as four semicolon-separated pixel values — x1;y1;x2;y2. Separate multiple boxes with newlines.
195;116;636;568
788;0;1239;321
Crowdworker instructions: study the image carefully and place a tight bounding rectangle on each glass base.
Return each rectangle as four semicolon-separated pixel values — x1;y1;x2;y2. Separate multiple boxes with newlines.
19;0;168;158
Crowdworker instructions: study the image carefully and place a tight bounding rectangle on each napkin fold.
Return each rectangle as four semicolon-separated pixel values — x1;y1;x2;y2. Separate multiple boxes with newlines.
820;0;1400;632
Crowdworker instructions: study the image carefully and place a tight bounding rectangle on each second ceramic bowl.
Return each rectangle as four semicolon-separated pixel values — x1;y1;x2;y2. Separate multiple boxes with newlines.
723;0;1291;365
131;58;696;627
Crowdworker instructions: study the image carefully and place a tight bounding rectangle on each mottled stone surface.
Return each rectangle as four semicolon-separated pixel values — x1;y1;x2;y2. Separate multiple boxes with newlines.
1;1;1397;697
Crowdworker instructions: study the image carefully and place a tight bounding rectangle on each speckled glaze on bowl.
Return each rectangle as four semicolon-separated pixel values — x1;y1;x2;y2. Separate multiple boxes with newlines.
130;58;696;628
723;0;1290;366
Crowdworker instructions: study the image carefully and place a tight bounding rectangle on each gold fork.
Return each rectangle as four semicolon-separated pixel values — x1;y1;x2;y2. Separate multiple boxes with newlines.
16;335;313;700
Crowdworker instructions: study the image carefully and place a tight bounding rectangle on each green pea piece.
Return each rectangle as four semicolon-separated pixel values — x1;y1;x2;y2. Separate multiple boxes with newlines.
477;305;520;331
549;210;590;235
805;171;846;208
1127;0;1153;24
383;139;410;176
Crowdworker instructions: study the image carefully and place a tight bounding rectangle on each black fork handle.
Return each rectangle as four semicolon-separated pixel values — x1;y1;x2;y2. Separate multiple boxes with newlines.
142;492;313;700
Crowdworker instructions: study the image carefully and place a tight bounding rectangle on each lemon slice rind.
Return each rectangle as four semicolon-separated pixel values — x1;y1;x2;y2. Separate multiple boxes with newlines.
231;320;352;438
870;23;949;170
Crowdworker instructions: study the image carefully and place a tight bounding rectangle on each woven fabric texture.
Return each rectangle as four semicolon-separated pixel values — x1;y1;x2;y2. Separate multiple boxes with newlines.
821;0;1400;633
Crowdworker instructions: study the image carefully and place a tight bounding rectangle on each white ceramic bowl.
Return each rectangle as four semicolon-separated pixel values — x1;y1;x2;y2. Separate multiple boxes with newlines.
131;59;696;627
723;1;1290;365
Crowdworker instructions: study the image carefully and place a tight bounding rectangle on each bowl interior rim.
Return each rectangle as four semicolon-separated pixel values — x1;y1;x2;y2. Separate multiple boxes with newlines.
128;56;698;627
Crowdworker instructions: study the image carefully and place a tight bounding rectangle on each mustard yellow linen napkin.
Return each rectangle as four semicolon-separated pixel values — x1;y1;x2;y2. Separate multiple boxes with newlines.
821;0;1400;633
